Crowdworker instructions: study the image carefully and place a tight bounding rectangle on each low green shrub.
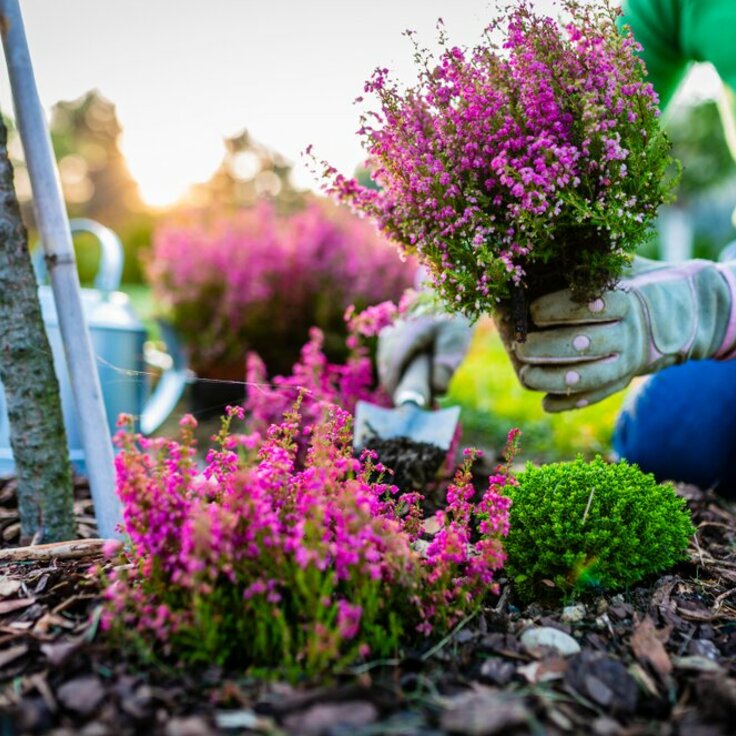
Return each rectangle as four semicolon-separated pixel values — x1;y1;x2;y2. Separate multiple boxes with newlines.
504;456;694;602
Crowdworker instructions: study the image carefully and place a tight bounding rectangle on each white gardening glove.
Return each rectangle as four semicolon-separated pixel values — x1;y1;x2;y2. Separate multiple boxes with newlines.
498;257;736;411
377;313;473;402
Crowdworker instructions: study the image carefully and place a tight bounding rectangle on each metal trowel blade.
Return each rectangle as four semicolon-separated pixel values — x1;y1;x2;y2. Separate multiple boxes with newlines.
353;400;460;451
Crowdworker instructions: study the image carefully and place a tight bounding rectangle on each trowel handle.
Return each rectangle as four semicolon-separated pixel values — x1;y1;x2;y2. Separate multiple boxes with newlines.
393;353;432;408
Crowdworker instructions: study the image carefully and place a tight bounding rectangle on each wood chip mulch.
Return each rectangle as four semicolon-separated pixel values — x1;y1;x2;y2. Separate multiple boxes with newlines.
0;475;734;736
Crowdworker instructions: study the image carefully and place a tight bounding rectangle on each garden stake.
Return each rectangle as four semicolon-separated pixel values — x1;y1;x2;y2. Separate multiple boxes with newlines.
0;0;122;539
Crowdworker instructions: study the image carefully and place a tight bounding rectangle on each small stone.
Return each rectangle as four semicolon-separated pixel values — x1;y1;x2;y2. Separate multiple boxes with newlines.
215;710;273;731
440;688;530;735
592;716;624;736
165;716;215;736
80;724;112;736
57;676;106;717
282;701;378;736
480;658;516;686
688;639;720;660
561;604;586;624
0;577;22;597
520;626;581;658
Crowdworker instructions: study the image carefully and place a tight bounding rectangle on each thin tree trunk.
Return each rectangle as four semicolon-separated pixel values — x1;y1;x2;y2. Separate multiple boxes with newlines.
0;110;75;543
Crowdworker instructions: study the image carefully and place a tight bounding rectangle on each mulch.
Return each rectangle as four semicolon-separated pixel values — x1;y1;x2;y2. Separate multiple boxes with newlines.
0;474;735;736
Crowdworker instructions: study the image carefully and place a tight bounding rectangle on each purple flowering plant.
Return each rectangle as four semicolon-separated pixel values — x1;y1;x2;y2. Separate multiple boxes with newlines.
147;199;416;377
100;404;516;677
318;0;677;326
244;296;418;459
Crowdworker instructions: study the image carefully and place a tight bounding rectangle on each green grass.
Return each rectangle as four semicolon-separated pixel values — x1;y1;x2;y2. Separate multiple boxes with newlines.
445;319;627;463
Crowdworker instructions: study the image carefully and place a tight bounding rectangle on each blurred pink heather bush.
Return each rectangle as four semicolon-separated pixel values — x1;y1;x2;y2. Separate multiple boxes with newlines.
318;0;677;318
101;406;516;676
147;199;417;377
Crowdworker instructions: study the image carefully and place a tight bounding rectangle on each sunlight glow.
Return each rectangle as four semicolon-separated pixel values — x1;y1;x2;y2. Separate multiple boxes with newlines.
119;128;225;208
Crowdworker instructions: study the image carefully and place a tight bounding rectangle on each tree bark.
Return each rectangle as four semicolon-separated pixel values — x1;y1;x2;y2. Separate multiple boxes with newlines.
0;110;75;543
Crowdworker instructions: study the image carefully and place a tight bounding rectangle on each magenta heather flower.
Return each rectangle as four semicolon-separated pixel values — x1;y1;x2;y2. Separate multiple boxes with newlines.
101;407;515;677
148;198;417;376
318;0;677;319
244;323;390;460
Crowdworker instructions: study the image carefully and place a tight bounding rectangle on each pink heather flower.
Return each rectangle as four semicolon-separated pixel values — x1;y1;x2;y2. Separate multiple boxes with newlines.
103;398;517;674
336;600;363;640
315;0;676;318
148;198;417;374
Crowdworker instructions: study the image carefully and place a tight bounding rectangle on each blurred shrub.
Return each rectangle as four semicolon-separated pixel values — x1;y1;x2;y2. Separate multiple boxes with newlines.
147;199;416;378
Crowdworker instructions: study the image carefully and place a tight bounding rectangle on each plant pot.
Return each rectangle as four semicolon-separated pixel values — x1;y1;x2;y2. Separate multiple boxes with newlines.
188;361;246;420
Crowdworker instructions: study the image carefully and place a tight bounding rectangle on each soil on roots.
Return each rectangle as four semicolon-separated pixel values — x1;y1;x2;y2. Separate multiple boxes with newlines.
361;435;447;492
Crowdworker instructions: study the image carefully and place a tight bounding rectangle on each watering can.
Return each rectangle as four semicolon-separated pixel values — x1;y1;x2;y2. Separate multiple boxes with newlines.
0;218;190;475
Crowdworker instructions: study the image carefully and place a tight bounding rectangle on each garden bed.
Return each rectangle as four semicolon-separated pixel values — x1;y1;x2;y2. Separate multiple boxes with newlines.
0;472;734;736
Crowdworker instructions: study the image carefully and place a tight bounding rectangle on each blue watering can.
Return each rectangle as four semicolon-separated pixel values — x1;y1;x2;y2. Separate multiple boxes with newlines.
0;218;189;475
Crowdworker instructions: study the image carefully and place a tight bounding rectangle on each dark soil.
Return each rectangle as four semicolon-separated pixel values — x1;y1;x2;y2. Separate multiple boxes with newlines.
1;474;735;735
362;436;448;492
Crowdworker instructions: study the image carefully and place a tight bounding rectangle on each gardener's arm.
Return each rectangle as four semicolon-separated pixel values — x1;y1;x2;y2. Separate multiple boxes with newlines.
620;0;736;108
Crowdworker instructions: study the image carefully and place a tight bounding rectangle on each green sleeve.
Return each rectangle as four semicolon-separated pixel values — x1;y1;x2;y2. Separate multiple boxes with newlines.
620;0;736;110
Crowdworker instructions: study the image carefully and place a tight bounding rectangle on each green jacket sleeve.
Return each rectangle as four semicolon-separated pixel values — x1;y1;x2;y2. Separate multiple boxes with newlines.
620;0;736;109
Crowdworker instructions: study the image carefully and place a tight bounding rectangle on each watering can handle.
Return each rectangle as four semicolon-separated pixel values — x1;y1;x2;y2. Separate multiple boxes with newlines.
140;320;191;436
393;353;432;409
33;218;124;294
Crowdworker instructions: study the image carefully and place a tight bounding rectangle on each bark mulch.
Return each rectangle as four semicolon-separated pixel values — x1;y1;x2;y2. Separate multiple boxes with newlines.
0;475;735;736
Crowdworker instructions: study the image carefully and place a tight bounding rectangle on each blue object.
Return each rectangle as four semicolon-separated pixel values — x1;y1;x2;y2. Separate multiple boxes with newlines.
0;220;189;476
613;359;736;496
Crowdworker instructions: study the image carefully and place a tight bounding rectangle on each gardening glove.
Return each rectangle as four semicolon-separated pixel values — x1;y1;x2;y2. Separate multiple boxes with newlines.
498;257;736;412
377;313;473;403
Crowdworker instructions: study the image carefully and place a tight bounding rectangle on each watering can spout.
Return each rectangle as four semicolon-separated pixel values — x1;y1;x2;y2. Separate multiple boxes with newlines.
0;219;188;475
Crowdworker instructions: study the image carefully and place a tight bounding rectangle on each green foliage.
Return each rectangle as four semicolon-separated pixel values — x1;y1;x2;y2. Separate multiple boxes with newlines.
667;100;735;200
504;456;694;601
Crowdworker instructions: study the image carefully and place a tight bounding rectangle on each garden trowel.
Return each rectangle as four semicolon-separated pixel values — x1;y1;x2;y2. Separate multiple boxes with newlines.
353;353;461;451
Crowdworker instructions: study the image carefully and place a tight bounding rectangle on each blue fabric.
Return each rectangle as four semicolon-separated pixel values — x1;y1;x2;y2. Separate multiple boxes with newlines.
613;359;736;495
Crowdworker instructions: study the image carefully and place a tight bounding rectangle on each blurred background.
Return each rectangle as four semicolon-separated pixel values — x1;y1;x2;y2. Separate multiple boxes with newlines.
1;0;734;464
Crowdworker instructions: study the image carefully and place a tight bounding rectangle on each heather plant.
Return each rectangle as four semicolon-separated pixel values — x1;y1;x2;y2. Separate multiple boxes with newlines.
504;456;695;602
147;198;416;378
244;295;409;460
319;0;678;326
244;325;386;461
101;405;514;678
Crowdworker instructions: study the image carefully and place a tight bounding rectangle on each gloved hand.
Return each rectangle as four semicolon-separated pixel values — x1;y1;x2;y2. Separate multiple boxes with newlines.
498;257;736;412
377;313;473;402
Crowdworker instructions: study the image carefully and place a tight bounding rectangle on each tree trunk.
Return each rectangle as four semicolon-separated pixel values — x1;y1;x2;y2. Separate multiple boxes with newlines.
0;110;75;543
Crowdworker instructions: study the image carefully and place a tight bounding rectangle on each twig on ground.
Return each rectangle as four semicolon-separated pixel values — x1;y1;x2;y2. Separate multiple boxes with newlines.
0;538;108;563
421;609;479;661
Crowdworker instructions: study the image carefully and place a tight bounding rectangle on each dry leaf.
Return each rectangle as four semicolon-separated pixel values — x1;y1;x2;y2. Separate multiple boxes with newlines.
0;597;35;615
0;643;28;668
630;616;672;679
0;577;21;597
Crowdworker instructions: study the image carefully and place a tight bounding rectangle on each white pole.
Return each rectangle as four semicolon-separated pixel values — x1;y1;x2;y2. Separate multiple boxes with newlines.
0;0;122;539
